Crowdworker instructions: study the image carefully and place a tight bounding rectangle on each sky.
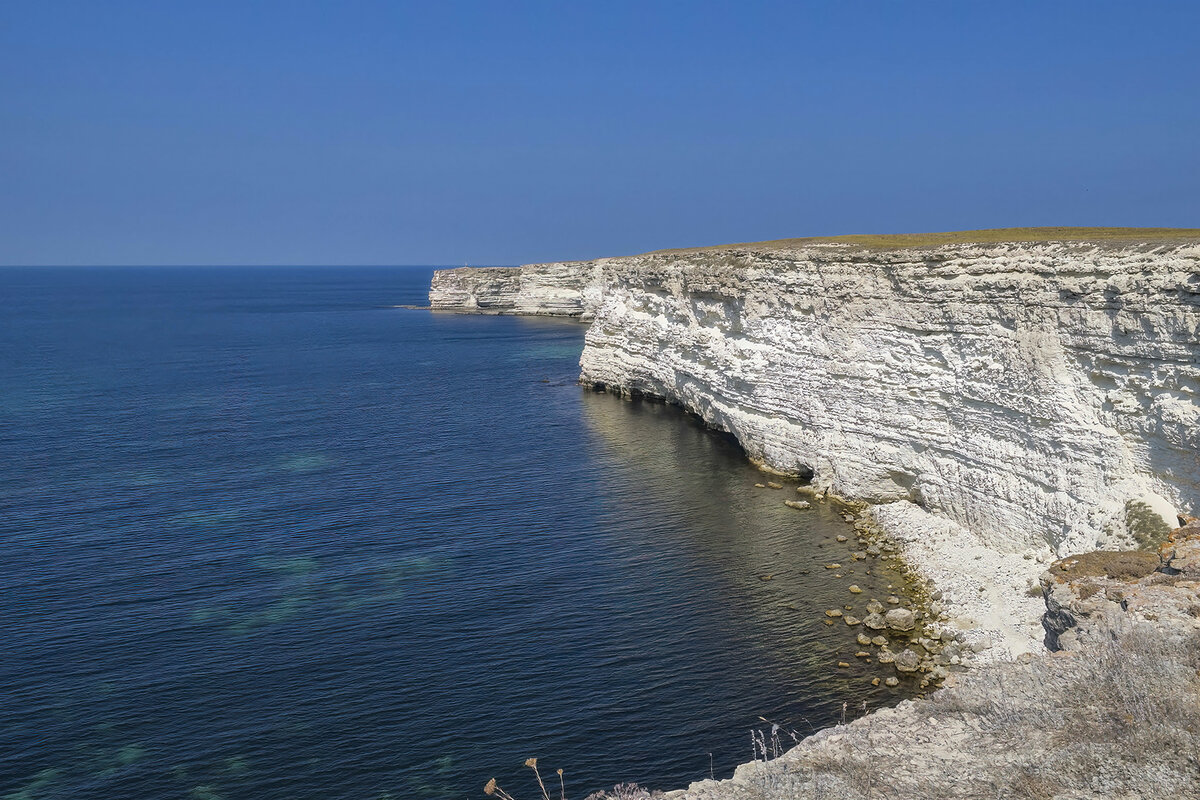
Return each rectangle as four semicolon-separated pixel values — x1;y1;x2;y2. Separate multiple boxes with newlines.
1;1;1197;266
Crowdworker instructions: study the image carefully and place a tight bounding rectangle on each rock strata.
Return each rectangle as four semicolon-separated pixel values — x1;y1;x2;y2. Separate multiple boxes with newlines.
432;234;1199;660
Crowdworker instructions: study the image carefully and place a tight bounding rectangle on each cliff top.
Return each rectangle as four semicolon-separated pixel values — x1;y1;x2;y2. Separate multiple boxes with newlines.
648;227;1200;255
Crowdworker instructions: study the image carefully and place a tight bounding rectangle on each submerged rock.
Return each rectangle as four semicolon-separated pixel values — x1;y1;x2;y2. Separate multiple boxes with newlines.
894;649;921;673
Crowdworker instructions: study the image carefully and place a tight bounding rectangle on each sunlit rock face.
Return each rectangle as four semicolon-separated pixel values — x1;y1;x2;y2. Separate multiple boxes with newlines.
429;261;602;317
433;241;1200;557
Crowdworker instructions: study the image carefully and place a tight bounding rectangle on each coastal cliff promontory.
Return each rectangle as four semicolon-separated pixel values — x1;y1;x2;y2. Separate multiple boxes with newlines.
432;229;1200;798
431;229;1200;655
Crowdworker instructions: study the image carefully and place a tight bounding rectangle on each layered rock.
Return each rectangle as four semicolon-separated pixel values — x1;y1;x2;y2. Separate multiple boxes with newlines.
428;261;601;317
431;234;1200;653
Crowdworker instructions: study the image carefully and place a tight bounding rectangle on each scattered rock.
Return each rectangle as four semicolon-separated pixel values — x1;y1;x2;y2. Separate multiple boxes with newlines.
848;584;862;593
871;677;881;686
784;500;811;510
759;574;774;581
866;599;885;614
863;613;887;630
844;615;862;626
766;481;784;489
852;551;867;560
857;633;873;646
884;676;899;687
855;651;870;658
754;483;766;488
836;534;848;542
876;649;896;664
842;514;856;523
886;595;901;605
871;635;888;647
837;661;850;668
825;609;843;617
825;563;841;569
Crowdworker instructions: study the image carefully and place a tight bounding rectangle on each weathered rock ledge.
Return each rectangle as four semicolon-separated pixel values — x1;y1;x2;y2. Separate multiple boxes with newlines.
654;518;1200;800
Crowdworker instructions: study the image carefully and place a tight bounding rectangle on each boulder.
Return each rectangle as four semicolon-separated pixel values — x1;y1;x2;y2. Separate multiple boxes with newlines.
863;612;887;630
894;649;921;673
885;607;916;631
1159;526;1200;576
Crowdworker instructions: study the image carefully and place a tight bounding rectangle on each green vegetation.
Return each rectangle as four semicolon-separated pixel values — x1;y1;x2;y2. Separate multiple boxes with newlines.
1125;499;1175;550
649;227;1200;255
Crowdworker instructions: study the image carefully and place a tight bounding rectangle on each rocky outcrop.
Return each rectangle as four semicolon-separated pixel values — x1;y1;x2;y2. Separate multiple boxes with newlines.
429;261;601;317
1041;516;1200;651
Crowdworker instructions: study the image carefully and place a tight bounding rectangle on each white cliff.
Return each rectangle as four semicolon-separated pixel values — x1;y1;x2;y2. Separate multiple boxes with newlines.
429;261;602;317
430;232;1200;655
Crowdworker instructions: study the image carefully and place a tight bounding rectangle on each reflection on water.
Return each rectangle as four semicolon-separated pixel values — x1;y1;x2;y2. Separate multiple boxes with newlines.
1;266;923;800
579;392;925;712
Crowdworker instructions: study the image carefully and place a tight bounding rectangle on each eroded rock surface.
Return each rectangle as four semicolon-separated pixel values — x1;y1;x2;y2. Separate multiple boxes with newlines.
433;237;1199;659
1042;517;1200;651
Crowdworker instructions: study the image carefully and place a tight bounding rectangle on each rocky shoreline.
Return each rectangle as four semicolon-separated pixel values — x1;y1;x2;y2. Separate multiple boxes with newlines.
658;518;1200;800
429;230;1200;797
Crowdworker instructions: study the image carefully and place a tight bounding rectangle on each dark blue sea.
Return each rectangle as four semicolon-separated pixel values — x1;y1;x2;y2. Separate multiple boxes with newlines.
1;267;915;800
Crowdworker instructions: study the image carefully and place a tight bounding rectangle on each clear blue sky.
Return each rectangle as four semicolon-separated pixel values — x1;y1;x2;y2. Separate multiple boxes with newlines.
2;1;1197;266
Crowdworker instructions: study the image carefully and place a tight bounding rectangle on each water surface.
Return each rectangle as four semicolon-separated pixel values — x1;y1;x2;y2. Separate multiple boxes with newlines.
0;267;915;800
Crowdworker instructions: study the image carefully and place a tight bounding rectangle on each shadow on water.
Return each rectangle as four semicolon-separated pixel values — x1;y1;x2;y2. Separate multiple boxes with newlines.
0;268;927;800
578;392;927;706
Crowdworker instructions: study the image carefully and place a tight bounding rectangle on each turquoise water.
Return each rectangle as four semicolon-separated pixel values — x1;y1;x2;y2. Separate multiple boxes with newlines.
0;266;915;800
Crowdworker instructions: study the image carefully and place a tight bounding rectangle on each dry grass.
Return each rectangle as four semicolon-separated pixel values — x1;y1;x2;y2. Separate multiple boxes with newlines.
1050;549;1160;581
646;227;1200;256
486;623;1200;799
737;621;1200;799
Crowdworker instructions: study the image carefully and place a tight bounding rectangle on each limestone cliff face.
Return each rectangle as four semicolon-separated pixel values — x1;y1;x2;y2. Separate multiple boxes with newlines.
429;261;601;317
431;241;1200;557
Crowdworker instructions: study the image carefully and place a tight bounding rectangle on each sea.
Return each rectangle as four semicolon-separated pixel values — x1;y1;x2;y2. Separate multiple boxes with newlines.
0;266;918;800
